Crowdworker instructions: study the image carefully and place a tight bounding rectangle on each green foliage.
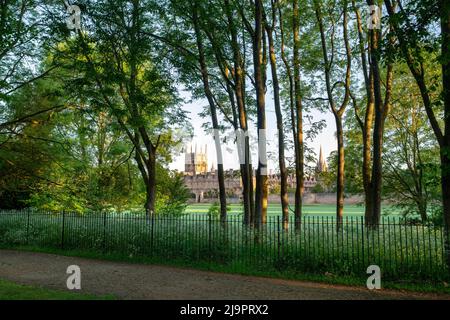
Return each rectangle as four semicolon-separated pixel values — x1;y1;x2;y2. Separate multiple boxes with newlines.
382;62;442;222
0;68;188;213
322;146;364;195
428;206;444;227
155;168;190;216
1;1;192;214
207;201;231;220
207;202;221;219
310;182;325;193
0;1;43;98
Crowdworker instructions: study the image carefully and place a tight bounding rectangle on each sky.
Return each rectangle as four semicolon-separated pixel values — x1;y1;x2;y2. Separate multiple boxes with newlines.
169;90;337;173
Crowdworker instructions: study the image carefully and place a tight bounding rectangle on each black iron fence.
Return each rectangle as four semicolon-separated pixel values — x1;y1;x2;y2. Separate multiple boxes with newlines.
0;209;448;282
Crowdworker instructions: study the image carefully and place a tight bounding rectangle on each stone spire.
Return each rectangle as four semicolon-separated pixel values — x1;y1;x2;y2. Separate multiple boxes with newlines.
317;145;328;173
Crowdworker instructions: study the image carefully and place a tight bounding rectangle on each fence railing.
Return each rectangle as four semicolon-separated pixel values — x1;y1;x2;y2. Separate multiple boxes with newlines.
0;209;448;282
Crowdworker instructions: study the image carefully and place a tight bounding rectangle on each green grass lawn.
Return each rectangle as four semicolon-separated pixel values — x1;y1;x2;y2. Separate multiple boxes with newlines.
186;203;399;217
0;279;114;300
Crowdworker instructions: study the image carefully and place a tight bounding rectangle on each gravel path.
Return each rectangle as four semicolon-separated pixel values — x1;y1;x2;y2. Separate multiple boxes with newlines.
0;249;448;300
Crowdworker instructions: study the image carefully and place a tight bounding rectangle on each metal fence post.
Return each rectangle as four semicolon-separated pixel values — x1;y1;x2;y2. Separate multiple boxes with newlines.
102;211;107;253
26;208;30;245
208;213;212;262
361;216;365;270
150;212;155;256
277;216;281;261
61;210;66;249
444;222;450;274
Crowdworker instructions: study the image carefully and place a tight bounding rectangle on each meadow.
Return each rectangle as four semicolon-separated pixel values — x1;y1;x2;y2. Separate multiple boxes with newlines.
186;203;400;218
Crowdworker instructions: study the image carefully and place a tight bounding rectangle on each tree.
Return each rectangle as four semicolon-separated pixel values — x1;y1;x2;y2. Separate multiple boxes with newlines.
1;1;64;146
264;0;289;230
0;77;71;209
314;0;352;227
1;0;40;97
252;0;268;228
350;0;393;226
1;66;158;213
292;0;305;230
384;102;441;222
382;0;450;264
55;0;187;216
155;0;255;225
365;0;394;225
191;0;228;224
224;0;255;226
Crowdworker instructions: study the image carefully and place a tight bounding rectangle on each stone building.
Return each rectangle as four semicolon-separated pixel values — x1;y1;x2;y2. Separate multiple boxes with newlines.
183;144;327;203
316;145;328;173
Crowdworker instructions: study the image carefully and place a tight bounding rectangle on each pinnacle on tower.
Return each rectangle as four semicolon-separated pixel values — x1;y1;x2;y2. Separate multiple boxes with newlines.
317;145;327;172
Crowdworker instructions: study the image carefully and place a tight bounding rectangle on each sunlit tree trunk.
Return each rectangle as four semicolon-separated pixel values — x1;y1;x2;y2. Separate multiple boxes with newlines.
265;1;289;230
253;0;268;229
315;0;351;229
192;2;227;223
293;0;304;231
224;0;254;226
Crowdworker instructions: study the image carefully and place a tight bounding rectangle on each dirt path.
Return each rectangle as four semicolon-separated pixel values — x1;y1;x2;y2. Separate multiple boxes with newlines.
0;249;448;300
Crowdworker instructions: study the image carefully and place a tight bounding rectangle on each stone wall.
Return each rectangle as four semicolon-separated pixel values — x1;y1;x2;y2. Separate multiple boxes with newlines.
191;193;365;205
271;193;365;205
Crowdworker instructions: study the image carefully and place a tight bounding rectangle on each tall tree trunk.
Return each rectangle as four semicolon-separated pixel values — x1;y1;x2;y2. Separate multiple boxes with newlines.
192;2;227;223
417;199;428;223
133;134;157;218
366;1;393;226
336;118;345;227
265;2;289;230
253;0;268;229
293;0;304;231
278;2;298;230
224;0;254;226
371;117;383;226
352;1;375;225
363;98;375;225
145;148;156;217
315;0;351;229
367;0;383;225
